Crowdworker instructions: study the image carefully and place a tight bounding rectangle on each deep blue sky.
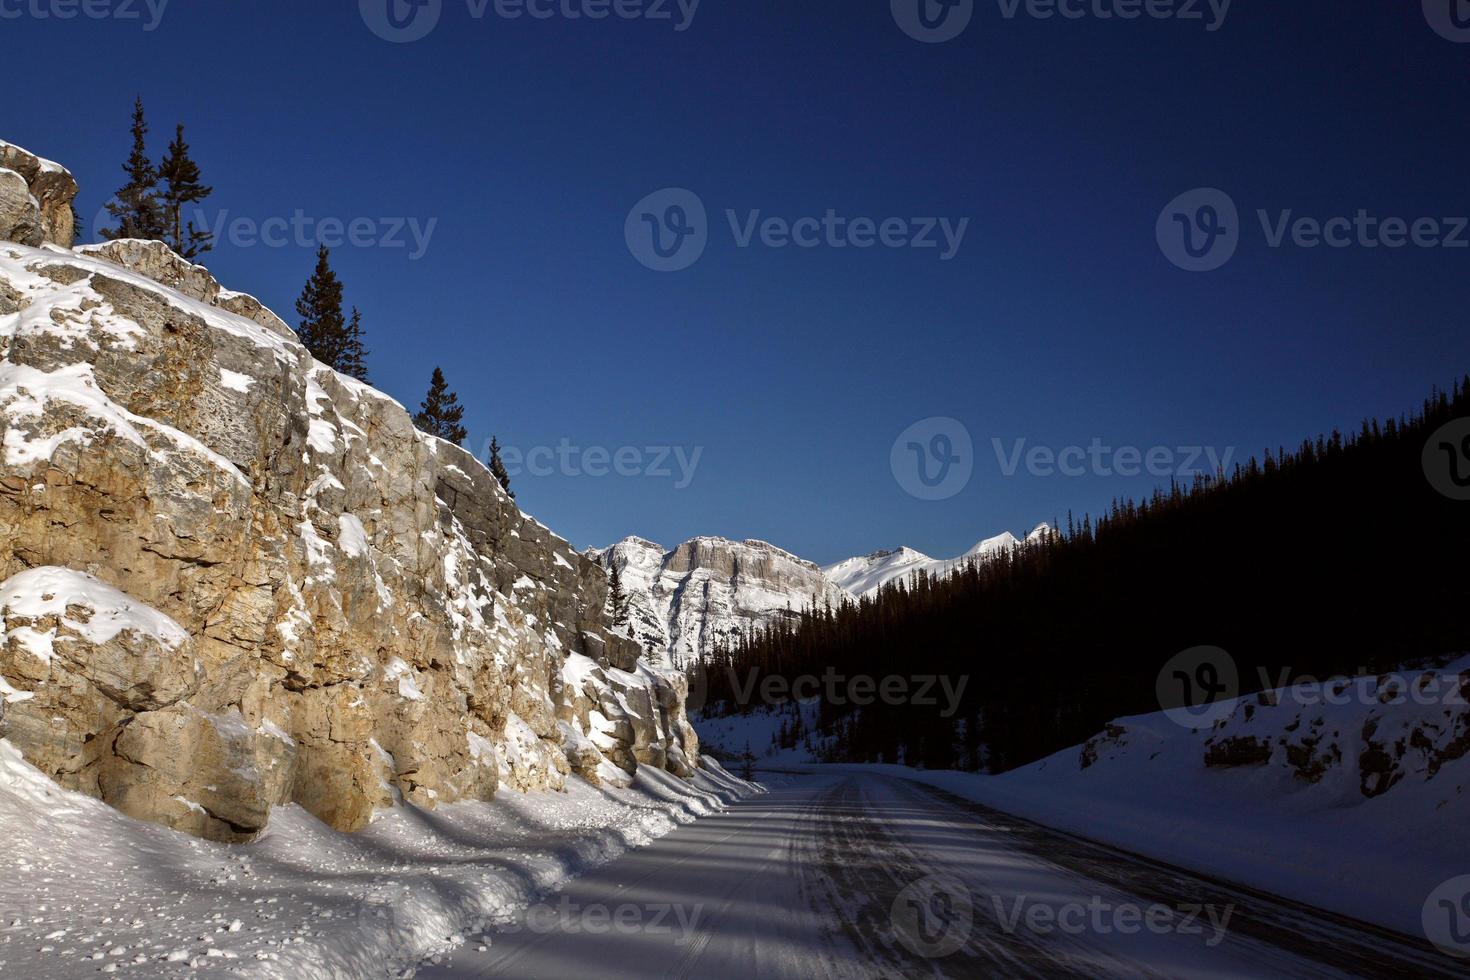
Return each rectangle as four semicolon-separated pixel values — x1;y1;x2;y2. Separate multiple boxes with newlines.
5;1;1468;563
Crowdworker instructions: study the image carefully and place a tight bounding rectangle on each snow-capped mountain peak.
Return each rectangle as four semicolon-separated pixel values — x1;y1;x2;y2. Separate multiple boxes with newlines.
966;531;1021;557
824;524;1055;599
591;536;852;667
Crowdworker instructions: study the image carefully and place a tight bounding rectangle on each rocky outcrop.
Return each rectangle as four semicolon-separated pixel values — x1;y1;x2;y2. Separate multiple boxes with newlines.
592;536;851;667
0;140;695;842
1194;670;1470;799
0;140;76;248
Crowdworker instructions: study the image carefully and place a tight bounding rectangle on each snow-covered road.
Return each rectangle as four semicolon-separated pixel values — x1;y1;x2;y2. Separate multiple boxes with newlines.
422;771;1463;979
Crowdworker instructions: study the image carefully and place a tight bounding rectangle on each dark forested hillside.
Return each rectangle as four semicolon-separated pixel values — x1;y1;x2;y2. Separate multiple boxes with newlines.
695;377;1470;772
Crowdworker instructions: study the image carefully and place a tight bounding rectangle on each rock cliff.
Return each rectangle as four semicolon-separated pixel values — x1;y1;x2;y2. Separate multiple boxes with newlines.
0;139;698;843
592;536;851;667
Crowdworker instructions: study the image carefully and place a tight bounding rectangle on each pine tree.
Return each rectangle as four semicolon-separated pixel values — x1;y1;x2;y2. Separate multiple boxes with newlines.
739;742;757;781
157;124;214;259
338;307;371;383
413;367;468;445
102;97;166;243
608;561;629;627
294;246;347;368
488;436;514;500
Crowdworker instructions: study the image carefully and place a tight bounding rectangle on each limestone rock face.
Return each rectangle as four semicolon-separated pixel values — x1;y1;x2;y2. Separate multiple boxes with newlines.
0;140;699;841
0;141;76;247
592;535;851;667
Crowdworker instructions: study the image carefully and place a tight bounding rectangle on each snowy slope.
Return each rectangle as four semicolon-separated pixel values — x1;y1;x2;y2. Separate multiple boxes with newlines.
589;537;852;668
823;523;1054;598
788;656;1470;943
0;737;758;979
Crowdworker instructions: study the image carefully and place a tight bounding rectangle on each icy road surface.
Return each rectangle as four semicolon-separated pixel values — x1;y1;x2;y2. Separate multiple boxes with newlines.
422;771;1464;979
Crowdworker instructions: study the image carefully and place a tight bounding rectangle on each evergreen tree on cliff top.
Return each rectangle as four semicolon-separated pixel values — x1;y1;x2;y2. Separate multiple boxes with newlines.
488;436;515;499
294;246;348;368
157;124;214;259
339;307;371;383
102;97;167;243
413;367;468;446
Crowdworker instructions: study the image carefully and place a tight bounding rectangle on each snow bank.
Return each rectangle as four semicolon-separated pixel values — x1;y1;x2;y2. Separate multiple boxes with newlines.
0;740;760;979
802;657;1470;941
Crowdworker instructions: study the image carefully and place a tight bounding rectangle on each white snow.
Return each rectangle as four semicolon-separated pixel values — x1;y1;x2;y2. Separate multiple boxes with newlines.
593;536;850;667
777;657;1470;941
218;368;254;393
336;515;369;559
823;523;1054;598
0;140;70;176
381;658;424;702
303;374;339;455
0;567;190;659
0;360;248;485
0;738;758;980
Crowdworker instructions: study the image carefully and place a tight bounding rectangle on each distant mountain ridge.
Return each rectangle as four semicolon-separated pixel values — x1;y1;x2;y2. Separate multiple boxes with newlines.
589;536;850;668
823;524;1055;598
593;525;1054;664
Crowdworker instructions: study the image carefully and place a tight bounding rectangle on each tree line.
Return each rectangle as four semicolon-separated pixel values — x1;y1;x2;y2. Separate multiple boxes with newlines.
696;375;1470;773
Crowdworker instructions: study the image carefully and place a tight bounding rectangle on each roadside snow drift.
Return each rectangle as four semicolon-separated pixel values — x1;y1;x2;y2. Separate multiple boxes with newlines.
870;656;1470;940
0;738;758;979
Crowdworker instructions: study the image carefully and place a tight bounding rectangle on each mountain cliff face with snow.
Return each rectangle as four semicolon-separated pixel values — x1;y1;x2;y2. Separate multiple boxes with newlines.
592;526;1056;667
590;536;851;667
823;524;1055;598
0;139;699;844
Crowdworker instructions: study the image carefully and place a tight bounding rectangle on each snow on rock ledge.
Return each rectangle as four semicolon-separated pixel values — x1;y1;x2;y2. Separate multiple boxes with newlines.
0;139;695;842
0;140;77;248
